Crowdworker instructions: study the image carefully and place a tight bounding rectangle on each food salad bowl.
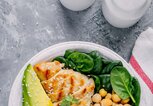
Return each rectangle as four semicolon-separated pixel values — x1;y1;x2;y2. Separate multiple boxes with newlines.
9;41;152;106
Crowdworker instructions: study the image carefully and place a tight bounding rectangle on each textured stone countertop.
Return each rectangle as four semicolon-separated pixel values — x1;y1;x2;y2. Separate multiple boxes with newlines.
0;0;153;105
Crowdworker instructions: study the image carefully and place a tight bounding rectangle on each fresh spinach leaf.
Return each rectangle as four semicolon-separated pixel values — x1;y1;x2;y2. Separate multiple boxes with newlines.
89;51;101;59
91;75;101;93
131;77;141;106
101;60;122;74
102;58;112;66
67;52;94;73
99;74;112;92
110;66;136;103
64;50;75;58
53;56;68;67
66;59;80;71
89;51;103;74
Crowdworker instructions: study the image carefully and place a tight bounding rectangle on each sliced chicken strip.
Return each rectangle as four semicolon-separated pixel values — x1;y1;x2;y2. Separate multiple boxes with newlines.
77;92;94;106
42;69;90;102
34;61;64;81
52;79;94;106
73;78;95;99
52;82;94;106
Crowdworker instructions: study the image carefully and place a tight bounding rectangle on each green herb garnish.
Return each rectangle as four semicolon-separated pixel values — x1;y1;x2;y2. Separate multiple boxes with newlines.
61;95;79;106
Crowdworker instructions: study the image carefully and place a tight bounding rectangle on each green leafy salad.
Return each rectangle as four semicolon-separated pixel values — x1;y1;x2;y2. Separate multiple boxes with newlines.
53;50;141;106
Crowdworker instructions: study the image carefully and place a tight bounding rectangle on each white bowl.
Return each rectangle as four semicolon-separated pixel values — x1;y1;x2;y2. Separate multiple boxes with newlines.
8;41;151;106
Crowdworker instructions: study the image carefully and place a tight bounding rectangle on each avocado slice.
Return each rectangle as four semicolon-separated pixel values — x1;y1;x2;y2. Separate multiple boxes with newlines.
22;71;31;106
22;64;53;106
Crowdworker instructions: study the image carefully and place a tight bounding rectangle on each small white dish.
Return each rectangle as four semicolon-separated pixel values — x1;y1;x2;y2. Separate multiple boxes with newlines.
8;41;151;106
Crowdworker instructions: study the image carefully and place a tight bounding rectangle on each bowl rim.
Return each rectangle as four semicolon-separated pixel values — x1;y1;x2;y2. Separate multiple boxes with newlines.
8;41;142;106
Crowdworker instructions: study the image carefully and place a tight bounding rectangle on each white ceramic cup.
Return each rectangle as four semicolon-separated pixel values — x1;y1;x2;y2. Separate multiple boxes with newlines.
59;0;95;11
102;0;152;28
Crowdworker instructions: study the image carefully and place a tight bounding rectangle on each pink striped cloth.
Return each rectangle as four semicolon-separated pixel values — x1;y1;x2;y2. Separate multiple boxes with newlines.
129;28;153;105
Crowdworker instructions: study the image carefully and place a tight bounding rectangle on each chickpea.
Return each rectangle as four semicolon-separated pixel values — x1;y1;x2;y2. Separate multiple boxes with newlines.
99;89;107;97
105;93;112;99
121;98;130;104
93;103;101;106
112;94;121;103
100;99;112;106
124;104;131;106
112;103;124;106
92;93;101;103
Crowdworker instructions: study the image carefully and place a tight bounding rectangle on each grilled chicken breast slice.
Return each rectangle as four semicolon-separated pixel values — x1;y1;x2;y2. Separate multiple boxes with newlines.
42;69;95;106
34;61;64;81
73;78;95;99
33;61;95;106
52;78;94;106
41;69;92;102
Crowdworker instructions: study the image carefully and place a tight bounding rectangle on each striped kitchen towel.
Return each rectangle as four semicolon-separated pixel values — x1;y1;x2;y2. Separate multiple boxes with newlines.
129;28;153;105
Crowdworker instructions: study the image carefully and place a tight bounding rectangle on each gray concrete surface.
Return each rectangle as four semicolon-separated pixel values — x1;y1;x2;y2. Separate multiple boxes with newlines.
0;0;153;105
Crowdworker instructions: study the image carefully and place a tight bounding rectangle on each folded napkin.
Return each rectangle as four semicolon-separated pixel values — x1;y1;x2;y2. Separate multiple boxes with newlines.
129;28;153;105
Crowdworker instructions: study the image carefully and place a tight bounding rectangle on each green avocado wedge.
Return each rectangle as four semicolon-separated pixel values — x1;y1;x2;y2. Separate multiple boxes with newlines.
22;64;53;106
22;69;31;106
